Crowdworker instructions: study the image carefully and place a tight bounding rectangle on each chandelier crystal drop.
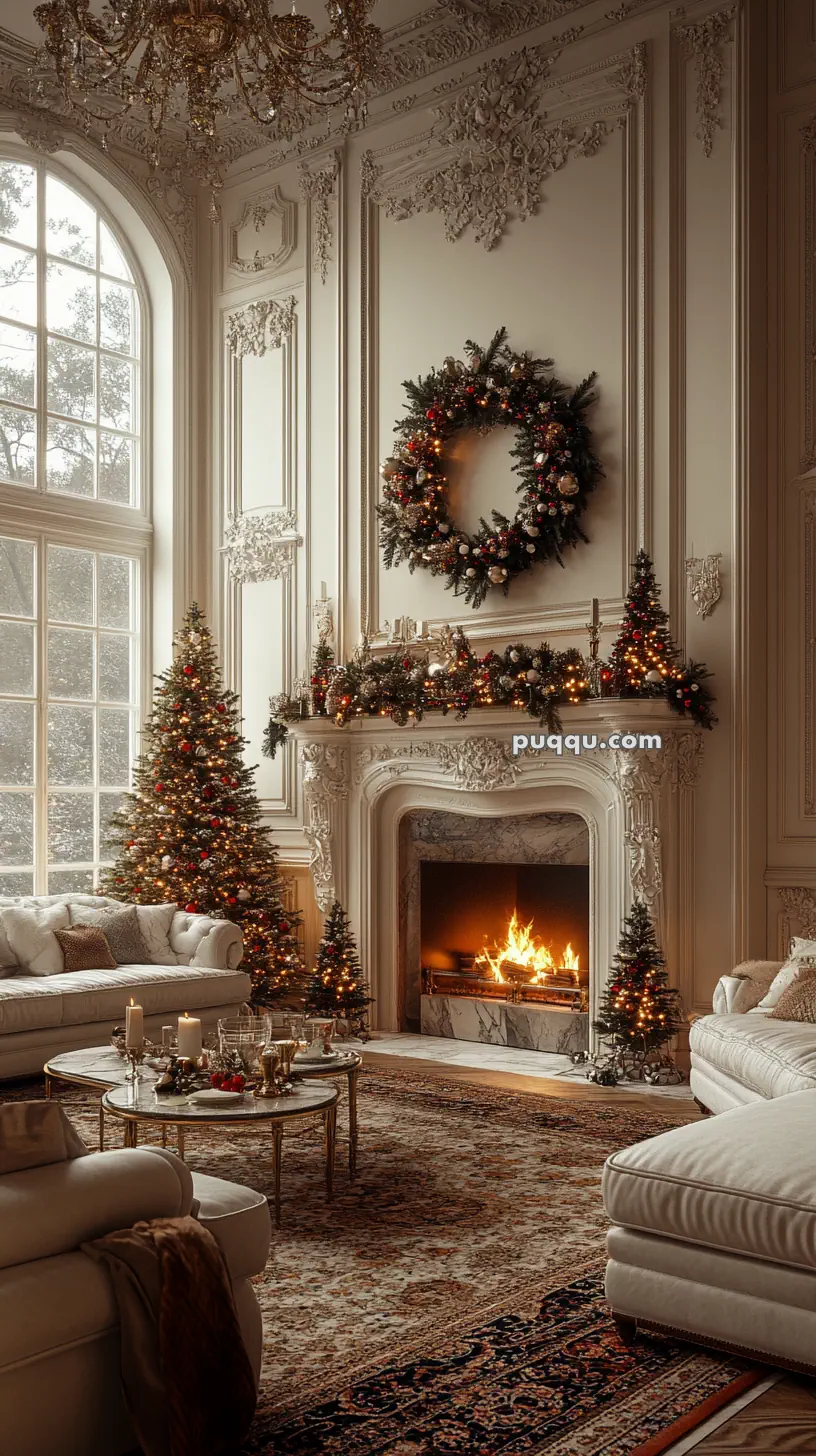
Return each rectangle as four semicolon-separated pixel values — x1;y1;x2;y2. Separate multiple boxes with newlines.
32;0;382;211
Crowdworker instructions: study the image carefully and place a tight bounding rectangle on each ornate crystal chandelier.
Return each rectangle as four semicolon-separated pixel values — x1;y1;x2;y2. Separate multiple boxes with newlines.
32;0;381;209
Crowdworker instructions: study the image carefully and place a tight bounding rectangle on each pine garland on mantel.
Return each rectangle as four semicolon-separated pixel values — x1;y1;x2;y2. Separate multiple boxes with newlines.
264;554;717;757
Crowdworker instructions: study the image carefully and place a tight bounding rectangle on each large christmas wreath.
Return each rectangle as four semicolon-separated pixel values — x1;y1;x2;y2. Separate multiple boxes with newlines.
377;327;602;609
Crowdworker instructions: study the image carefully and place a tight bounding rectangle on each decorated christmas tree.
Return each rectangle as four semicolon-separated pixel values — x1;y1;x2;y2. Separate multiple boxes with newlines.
591;901;682;1081
610;551;716;728
305;901;372;1037
100;604;303;1005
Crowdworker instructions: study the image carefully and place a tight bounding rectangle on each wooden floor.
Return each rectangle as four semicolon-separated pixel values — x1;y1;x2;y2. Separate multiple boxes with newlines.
361;1051;816;1453
691;1377;816;1453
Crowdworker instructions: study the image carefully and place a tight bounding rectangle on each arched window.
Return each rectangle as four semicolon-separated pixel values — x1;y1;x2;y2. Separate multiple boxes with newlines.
0;156;146;896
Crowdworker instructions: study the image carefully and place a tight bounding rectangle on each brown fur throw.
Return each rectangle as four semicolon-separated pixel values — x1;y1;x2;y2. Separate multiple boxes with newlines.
83;1214;256;1456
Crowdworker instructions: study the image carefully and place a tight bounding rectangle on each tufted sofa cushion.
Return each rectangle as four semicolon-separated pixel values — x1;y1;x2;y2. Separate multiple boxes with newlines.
0;896;243;973
690;1012;816;1101
0;965;250;1034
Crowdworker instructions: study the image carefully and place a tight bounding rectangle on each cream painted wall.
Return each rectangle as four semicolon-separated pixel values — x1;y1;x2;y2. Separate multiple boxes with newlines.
206;0;772;1010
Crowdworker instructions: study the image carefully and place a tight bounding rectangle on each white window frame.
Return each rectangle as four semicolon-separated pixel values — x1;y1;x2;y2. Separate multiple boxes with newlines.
0;152;152;896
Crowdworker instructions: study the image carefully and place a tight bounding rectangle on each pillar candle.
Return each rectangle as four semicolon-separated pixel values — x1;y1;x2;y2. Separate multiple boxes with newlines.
177;1013;202;1060
591;598;599;628
125;999;144;1049
415;620;427;639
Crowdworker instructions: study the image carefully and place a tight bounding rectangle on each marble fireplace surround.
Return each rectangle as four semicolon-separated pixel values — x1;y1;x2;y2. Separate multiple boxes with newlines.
287;702;704;1039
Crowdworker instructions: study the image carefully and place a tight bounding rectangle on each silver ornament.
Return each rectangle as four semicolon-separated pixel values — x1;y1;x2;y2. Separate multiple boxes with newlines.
458;543;470;555
526;669;541;684
499;675;514;690
534;451;547;466
427;662;445;678
238;888;250;901
439;523;450;534
416;465;428;485
525;543;536;554
488;566;505;584
465;567;477;578
644;669;662;684
380;457;401;480
509;650;520;663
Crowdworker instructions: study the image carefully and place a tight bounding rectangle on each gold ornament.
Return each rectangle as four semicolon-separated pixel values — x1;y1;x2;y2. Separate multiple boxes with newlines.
557;473;580;496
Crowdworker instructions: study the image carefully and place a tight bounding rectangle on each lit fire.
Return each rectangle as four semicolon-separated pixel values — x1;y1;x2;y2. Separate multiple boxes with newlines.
475;910;580;985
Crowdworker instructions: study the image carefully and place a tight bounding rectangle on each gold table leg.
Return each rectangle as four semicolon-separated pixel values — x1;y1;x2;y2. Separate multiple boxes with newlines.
99;1101;105;1152
271;1124;283;1228
44;1074;52;1100
325;1104;337;1204
348;1067;359;1180
176;1125;185;1161
124;1120;138;1149
161;1125;167;1148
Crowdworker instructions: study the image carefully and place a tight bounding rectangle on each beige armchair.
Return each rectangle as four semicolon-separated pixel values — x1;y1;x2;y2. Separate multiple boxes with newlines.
0;1131;270;1456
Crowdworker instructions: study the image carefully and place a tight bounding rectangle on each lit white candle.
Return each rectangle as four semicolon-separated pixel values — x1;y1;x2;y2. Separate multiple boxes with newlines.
591;598;599;628
320;581;327;602
393;616;403;639
125;998;144;1049
177;1013;202;1061
415;620;427;639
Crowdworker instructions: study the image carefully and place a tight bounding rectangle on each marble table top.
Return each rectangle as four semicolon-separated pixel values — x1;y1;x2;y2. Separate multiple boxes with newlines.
45;1046;141;1087
102;1078;338;1124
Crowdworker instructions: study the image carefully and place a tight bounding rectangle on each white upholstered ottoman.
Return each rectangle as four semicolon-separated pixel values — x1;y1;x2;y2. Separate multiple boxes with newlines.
602;1090;816;1374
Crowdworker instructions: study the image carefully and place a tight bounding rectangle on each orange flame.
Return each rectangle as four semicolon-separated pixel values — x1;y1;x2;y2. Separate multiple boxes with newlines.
474;910;579;985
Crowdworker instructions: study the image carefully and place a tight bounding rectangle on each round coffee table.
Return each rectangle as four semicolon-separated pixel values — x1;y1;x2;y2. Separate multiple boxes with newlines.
102;1078;338;1228
292;1050;362;1178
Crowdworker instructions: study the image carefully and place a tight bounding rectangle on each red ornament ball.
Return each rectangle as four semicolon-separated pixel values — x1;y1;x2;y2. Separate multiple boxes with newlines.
185;902;197;913
180;741;192;753
216;703;226;714
173;701;182;710
227;896;237;905
202;788;214;801
154;783;164;793
210;818;222;828
200;851;209;860
183;665;194;675
632;630;643;642
221;775;230;784
279;921;290;933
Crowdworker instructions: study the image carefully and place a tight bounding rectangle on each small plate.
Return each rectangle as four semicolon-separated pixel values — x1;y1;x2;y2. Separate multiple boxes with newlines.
187;1088;243;1106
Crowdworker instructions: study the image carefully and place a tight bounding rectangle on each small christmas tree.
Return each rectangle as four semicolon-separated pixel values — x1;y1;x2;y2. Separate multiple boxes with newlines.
610;551;716;728
611;550;674;695
309;638;335;715
590;901;682;1082
100;604;303;1005
305;902;372;1038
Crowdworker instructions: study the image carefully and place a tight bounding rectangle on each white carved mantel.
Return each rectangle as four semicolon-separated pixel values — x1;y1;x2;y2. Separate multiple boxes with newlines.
287;701;704;1035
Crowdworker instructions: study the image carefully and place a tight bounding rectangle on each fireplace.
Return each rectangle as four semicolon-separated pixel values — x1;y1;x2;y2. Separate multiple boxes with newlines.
288;704;704;1051
420;862;590;1002
398;809;592;1054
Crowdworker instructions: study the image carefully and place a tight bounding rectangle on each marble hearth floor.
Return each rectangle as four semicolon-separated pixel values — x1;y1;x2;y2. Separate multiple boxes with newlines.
359;1032;693;1099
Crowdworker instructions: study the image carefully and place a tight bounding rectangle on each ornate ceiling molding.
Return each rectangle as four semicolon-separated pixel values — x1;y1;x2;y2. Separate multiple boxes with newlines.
361;42;645;252
299;154;340;283
225;294;296;357
675;7;735;158
228;186;296;276
222;509;302;584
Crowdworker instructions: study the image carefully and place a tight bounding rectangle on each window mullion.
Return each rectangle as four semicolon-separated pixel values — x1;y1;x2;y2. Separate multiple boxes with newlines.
35;535;47;895
35;162;47;499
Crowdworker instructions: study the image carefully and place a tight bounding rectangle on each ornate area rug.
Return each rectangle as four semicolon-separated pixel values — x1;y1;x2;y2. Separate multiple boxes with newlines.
16;1067;759;1454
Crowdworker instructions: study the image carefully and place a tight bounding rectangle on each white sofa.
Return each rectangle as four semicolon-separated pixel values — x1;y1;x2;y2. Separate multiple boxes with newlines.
0;894;251;1079
0;1138;271;1456
689;958;816;1113
603;1088;816;1375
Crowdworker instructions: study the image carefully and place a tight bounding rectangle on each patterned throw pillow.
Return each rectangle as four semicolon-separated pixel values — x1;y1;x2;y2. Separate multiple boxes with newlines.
70;904;150;966
769;964;816;1022
54;926;117;972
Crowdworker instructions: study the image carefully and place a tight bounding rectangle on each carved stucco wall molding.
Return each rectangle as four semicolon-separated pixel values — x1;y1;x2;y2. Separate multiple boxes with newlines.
624;823;663;905
361;43;643;251
222;509;302;584
228;186;296;276
675;7;735;158
299;743;350;909
607;747;668;915
225;294;296;357
801;117;816;474
778;886;816;951
436;737;522;791
299;154;340;282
